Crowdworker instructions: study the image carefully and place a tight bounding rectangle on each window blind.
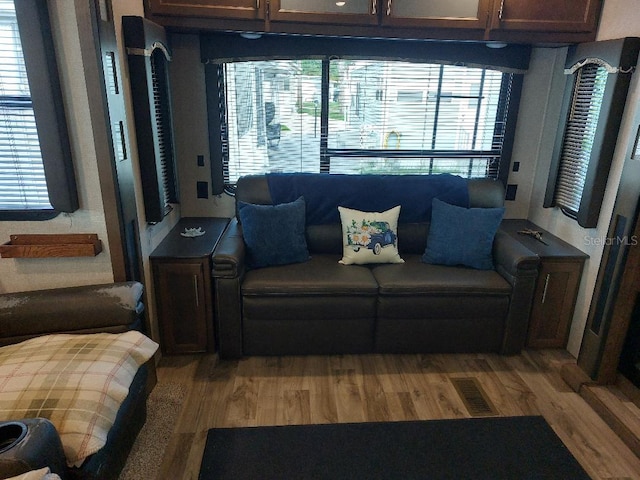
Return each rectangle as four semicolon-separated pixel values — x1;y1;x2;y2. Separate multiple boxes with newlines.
0;0;52;210
554;63;607;214
327;60;506;176
151;49;175;216
123;16;177;224
220;59;511;184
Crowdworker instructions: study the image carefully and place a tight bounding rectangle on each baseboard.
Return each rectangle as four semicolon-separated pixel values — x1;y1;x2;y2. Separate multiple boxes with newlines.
559;360;640;458
560;362;593;392
579;380;640;459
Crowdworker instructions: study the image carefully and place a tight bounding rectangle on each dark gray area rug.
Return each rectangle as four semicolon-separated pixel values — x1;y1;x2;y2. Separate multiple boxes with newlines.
199;416;591;480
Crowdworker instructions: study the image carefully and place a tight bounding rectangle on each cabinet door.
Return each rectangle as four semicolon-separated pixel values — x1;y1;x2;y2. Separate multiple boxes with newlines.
382;0;491;29
146;0;264;20
153;261;211;354
491;0;601;33
270;0;378;25
527;260;583;349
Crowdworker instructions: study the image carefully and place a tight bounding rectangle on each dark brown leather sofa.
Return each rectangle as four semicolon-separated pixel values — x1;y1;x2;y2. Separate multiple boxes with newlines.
212;175;540;359
0;282;154;480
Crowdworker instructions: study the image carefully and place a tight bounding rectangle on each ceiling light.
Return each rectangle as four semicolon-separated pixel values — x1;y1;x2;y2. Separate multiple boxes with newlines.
240;32;262;40
336;1;346;6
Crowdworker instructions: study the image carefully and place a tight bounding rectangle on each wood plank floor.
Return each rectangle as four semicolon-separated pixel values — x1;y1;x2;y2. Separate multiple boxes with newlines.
154;349;640;479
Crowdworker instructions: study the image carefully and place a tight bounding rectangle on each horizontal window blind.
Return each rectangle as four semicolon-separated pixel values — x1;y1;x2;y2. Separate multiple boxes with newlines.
328;61;502;152
554;63;607;214
327;60;505;176
151;50;174;215
0;0;52;210
221;59;511;185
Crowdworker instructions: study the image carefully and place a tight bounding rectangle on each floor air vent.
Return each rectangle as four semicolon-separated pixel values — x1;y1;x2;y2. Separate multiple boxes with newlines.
450;377;499;417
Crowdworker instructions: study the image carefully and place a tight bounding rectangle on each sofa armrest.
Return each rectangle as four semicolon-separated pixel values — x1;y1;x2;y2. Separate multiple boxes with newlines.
212;218;246;279
0;418;68;479
493;230;539;279
493;230;540;354
211;218;245;359
0;282;144;347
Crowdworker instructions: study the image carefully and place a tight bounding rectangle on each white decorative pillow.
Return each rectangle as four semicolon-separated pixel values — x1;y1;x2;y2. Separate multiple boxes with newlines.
338;205;404;265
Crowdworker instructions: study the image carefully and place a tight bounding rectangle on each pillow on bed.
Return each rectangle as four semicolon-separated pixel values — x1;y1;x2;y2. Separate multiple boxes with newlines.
338;205;404;265
0;331;158;467
422;198;504;270
238;196;309;268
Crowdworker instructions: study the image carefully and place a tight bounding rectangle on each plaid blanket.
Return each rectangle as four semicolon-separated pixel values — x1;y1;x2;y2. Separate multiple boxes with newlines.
0;331;158;466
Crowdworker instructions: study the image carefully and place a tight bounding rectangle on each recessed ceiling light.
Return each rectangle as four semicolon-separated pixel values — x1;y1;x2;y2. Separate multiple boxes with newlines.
336;1;346;6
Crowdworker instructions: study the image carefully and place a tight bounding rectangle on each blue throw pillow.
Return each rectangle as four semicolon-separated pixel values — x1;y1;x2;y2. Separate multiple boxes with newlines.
238;196;309;268
422;198;504;270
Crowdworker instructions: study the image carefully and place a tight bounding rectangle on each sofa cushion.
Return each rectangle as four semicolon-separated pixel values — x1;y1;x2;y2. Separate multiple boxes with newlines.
242;255;379;296
238;196;309;268
372;255;511;295
422;198;504;270
338;205;404;265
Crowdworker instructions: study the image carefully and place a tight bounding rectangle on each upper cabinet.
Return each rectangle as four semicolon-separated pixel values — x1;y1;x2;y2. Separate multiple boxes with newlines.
145;0;603;44
269;0;378;25
381;0;491;30
146;0;264;20
269;0;490;29
489;0;600;33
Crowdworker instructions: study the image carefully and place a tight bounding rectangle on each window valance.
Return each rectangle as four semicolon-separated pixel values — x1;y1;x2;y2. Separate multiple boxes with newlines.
199;33;531;74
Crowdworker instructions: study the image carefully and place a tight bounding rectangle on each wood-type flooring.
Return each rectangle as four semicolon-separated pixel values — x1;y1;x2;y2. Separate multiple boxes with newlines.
153;349;640;479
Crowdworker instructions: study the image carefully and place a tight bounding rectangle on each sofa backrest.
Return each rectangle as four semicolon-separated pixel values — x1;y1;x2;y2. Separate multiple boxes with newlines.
235;174;505;255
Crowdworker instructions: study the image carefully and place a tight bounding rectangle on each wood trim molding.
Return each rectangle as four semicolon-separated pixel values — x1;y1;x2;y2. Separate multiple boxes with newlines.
595;216;640;383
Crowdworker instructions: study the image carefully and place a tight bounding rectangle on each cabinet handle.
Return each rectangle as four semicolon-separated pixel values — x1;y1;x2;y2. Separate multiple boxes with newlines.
498;0;505;22
372;0;376;15
386;0;392;16
541;273;550;304
193;275;200;308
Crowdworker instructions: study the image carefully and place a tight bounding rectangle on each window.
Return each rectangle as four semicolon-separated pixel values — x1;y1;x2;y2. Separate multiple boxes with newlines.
217;59;516;186
0;0;76;219
544;38;640;228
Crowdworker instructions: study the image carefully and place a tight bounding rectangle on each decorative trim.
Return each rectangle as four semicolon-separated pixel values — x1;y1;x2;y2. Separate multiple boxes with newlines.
127;42;172;61
565;57;634;75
